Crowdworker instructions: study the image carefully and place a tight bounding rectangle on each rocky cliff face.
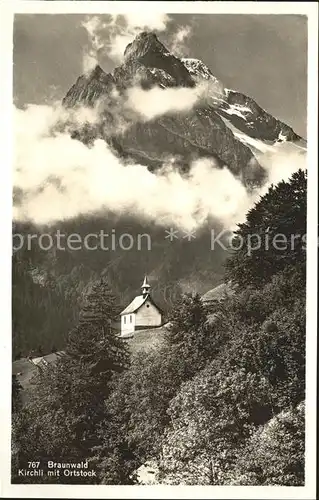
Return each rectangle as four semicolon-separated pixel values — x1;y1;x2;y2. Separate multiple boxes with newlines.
217;89;302;143
62;31;303;187
63;65;115;108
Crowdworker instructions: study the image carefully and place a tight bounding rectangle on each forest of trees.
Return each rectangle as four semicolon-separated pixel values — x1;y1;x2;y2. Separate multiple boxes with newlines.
12;170;306;485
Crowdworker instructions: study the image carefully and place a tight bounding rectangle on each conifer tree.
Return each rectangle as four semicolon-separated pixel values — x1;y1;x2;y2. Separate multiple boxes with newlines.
225;169;307;287
67;277;129;372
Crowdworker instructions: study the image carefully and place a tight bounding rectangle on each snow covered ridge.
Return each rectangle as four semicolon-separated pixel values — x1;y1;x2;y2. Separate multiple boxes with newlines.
178;61;301;145
147;57;225;94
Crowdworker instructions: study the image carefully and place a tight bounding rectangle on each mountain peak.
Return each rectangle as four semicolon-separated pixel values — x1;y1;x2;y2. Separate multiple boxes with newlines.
122;30;195;88
86;64;114;86
124;31;170;62
89;64;105;78
62;64;114;108
62;31;303;183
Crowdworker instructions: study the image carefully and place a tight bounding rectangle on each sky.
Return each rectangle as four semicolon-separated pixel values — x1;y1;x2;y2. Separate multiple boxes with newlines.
13;13;307;138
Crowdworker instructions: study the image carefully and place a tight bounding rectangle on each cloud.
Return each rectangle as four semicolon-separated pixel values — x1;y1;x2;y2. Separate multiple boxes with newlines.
257;142;306;187
13;103;306;232
81;16;107;73
125;85;201;120
81;13;171;70
169;25;192;57
13;104;250;230
109;13;170;62
122;13;170;32
125;79;225;121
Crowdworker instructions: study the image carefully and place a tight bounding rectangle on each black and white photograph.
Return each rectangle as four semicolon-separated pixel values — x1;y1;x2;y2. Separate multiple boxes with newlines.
0;1;317;498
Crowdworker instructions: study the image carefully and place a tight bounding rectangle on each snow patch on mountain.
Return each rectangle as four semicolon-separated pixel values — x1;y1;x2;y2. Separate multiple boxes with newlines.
219;113;287;154
218;111;307;190
181;58;216;80
233;130;275;154
181;57;225;94
221;103;253;121
148;67;176;87
277;130;288;143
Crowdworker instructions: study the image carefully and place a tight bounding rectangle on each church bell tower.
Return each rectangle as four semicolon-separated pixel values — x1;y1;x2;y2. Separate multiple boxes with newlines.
141;276;151;298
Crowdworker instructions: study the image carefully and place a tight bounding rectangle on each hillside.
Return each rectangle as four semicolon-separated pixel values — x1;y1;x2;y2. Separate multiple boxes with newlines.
13;327;166;397
122;326;166;353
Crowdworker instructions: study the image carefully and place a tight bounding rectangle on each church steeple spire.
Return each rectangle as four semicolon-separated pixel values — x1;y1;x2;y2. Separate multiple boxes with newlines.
141;275;151;297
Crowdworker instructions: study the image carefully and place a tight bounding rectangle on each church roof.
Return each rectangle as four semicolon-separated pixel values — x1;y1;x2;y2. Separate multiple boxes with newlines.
120;294;161;315
120;295;148;315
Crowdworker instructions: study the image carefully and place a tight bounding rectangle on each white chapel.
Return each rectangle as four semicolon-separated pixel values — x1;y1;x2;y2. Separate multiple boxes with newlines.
120;276;162;336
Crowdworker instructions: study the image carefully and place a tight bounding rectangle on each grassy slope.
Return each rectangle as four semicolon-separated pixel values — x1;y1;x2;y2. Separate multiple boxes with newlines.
123;326;166;353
